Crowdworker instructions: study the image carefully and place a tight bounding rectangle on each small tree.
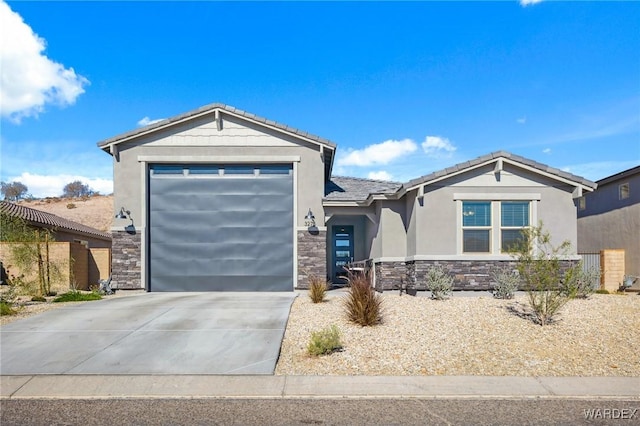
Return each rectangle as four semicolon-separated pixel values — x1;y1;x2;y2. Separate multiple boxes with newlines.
1;181;28;201
511;222;582;326
62;180;93;198
0;211;64;297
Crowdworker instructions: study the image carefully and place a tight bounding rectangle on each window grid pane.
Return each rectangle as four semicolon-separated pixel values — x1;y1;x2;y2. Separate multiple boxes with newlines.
463;230;490;253
462;202;491;226
501;202;529;227
502;229;525;252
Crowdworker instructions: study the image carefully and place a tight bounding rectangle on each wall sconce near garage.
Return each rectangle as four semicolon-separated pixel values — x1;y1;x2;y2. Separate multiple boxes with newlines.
115;207;130;219
304;208;319;234
115;207;136;234
304;208;316;227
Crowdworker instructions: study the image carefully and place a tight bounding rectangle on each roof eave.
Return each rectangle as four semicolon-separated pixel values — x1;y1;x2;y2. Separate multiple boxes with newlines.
97;104;337;154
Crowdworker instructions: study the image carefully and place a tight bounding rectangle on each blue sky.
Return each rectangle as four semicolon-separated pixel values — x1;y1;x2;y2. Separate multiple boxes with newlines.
1;1;639;198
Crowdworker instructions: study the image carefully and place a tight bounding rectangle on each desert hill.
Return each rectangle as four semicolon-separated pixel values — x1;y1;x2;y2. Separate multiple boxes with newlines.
19;194;114;233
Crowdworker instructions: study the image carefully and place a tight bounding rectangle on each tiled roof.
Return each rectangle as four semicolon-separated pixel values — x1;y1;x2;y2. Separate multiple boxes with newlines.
0;201;111;241
324;151;597;203
405;151;597;189
96;102;337;149
325;176;402;201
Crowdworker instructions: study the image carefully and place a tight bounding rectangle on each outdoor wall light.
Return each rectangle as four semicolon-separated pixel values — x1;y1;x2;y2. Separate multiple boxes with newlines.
115;207;130;219
304;208;316;227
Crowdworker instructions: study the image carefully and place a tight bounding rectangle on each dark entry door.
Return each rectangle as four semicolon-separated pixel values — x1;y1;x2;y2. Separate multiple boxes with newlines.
332;225;354;283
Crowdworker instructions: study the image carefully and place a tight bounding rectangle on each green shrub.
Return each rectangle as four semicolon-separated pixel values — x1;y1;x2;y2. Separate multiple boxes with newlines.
491;267;520;299
343;271;382;326
53;291;102;303
561;265;601;299
0;300;17;316
426;265;453;300
511;223;582;326
308;275;329;303
307;325;342;356
595;289;610;294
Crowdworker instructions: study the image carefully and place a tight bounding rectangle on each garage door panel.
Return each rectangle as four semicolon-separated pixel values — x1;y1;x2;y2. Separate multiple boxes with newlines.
149;164;293;292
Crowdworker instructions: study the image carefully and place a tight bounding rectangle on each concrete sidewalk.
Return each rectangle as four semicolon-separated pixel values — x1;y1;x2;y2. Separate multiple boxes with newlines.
2;375;638;400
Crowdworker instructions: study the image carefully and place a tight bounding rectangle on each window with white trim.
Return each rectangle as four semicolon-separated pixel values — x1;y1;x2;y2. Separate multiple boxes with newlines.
500;201;530;252
461;200;531;254
462;201;491;253
619;183;629;200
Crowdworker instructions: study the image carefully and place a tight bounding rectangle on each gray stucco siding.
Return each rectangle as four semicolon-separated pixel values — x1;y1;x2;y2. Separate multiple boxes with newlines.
109;114;328;290
406;163;580;257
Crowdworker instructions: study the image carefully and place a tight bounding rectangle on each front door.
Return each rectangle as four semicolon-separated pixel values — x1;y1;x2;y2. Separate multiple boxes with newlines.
332;225;354;284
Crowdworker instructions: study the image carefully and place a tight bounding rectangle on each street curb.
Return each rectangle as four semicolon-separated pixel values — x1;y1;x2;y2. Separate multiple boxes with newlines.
2;375;638;400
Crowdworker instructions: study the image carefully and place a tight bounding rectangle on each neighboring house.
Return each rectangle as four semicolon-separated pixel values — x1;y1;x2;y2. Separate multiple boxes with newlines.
577;165;640;288
0;201;112;290
0;201;112;248
98;103;596;292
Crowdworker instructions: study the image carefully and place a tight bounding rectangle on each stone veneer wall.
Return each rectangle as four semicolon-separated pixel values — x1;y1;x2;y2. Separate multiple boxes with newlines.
406;260;519;291
404;259;576;291
111;230;142;289
297;229;327;289
374;261;406;292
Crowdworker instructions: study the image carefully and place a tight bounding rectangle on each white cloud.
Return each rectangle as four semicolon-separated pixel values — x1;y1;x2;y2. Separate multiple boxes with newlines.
517;117;527;124
367;171;393;181
520;0;543;6
0;1;89;122
8;173;113;198
421;136;457;159
137;116;165;127
542;148;551;154
337;138;417;167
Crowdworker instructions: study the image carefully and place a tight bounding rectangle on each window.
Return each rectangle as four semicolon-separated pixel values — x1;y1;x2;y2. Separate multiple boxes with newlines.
460;200;531;254
462;201;491;252
578;196;586;211
501;201;530;252
619;183;630;200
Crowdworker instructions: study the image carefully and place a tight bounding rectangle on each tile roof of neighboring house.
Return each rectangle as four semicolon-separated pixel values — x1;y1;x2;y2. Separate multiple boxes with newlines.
0;201;111;241
97;102;337;150
325;176;402;201
404;151;597;190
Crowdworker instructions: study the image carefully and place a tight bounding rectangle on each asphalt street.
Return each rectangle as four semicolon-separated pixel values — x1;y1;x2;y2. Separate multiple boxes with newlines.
2;398;639;425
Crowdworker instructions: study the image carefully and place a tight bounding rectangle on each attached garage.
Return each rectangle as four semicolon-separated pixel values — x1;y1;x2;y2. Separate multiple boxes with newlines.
148;164;294;291
100;103;335;291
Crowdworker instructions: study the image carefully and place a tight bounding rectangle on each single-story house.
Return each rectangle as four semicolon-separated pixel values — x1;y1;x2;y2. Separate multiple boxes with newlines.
0;201;112;290
577;165;640;290
98;103;596;292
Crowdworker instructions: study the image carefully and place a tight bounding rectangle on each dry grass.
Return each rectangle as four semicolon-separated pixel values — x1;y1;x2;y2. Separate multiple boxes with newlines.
19;194;113;232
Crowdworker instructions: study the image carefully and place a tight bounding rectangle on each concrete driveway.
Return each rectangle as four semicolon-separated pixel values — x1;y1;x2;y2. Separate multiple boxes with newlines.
0;292;296;375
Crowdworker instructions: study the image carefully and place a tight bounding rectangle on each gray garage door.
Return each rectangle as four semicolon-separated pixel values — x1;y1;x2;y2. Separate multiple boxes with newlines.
149;164;293;291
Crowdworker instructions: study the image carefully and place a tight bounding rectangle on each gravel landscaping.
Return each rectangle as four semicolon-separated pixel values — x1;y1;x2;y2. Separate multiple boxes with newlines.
4;289;638;377
275;291;640;377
